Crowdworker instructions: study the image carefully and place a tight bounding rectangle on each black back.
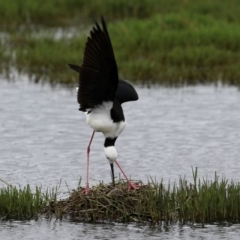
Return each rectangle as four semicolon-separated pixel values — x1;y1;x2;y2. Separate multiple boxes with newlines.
78;17;118;111
116;80;138;104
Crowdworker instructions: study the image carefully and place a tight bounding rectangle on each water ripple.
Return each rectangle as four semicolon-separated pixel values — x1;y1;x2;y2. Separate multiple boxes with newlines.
0;76;240;238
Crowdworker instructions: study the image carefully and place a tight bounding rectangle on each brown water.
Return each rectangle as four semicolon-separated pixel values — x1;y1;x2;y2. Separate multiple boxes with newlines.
1;74;240;239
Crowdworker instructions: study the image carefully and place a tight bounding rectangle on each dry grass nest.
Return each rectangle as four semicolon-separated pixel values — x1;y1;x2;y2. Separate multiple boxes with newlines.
43;179;166;224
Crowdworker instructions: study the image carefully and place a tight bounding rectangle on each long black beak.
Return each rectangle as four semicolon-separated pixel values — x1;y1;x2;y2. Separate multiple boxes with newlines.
110;163;115;187
68;63;81;72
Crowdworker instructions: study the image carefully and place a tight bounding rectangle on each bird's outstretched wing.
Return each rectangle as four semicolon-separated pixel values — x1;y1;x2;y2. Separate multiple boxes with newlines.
78;17;118;111
69;64;139;104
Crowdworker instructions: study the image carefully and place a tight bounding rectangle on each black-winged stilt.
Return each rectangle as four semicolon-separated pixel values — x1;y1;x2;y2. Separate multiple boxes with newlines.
69;17;139;194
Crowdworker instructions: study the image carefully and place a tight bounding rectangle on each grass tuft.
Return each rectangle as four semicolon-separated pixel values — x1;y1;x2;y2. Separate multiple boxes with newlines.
0;184;56;221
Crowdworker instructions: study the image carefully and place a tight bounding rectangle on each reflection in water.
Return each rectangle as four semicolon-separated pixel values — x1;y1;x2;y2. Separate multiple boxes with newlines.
0;75;240;239
1;219;240;240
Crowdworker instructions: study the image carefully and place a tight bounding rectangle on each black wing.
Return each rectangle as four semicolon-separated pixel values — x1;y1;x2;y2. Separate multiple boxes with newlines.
69;64;139;104
78;17;118;111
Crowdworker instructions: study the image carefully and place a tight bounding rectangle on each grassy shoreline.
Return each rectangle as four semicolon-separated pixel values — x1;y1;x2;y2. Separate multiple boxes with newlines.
1;0;240;27
1;169;240;225
1;0;240;85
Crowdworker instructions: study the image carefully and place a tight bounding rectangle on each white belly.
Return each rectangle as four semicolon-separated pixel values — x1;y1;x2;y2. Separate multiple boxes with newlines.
86;102;126;138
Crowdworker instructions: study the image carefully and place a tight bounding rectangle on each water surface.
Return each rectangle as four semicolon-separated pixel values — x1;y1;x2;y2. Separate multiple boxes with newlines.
0;75;240;239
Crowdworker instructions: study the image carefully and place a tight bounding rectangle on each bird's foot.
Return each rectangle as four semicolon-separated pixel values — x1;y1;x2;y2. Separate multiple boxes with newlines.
82;184;91;195
128;182;140;191
82;188;90;195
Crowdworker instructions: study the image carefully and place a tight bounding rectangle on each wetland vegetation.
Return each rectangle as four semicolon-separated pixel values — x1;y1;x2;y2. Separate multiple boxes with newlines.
0;0;240;85
1;169;240;225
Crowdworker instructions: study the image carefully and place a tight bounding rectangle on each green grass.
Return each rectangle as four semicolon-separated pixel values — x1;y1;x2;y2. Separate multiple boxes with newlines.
1;0;240;27
0;184;56;221
1;0;240;85
3;13;240;85
1;169;240;225
112;15;240;85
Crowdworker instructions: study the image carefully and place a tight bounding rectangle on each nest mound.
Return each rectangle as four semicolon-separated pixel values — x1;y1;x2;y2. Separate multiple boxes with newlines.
46;180;165;224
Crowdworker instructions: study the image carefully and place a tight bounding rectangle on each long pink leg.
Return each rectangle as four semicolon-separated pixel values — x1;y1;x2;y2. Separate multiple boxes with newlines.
82;131;95;194
115;160;139;190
